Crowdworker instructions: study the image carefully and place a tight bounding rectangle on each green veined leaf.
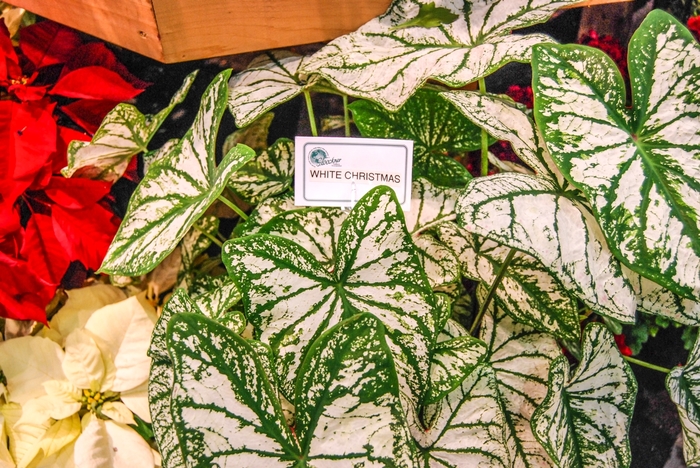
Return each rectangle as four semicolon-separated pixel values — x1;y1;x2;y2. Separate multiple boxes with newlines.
414;234;461;293
532;11;700;301
667;333;700;465
437;222;580;341
302;0;579;111
481;301;561;468
233;191;297;237
349;89;480;186
223;186;437;407
223;112;275;154
99;70;256;276
412;363;511;467
167;312;420;467
228;51;315;127
405;178;460;236
142;139;179;178
167;313;298;467
441;90;558;182
149;362;184;468
404;178;462;292
258;207;348;267
624;266;700;326
63;71;198;182
425;334;487;404
531;323;637;468
456;173;637;323
148;290;199;468
176;215;219;290
229;138;294;204
295;313;420;466
190;275;245;334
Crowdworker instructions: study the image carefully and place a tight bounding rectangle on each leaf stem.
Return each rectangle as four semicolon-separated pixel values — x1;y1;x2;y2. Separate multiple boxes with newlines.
217;195;248;221
478;78;489;177
343;94;351;137
192;224;223;248
470;248;516;336
623;355;673;374
304;90;318;137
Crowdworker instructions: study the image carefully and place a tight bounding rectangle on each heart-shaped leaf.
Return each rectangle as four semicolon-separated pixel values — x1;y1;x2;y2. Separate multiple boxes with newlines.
531;323;637;468
437;222;580;341
63;71;197;182
167;312;420;467
481;302;561;467
228;138;294;204
456;173;637;323
350;89;480;186
99;70;256;276
532;11;700;301
223;186;437;407
228;51;315;127
302;0;579;111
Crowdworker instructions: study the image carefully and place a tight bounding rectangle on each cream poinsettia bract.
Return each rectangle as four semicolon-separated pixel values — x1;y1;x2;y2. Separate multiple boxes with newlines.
0;286;157;468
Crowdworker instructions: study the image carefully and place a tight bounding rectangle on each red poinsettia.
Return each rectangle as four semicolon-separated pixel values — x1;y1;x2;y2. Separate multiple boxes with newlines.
0;20;148;322
689;16;700;42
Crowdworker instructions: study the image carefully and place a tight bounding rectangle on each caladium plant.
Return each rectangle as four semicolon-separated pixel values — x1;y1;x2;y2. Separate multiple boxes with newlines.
60;0;700;466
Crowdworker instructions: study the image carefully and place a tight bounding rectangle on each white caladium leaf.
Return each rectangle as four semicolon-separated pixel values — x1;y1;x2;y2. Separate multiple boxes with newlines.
414;234;461;293
531;323;637;468
667;333;700;465
228;138;294;204
481;303;561;468
176;215;219;290
228;51;315;127
425;335;487;404
148;290;201;468
404;178;461;292
411;364;511;467
63;71;198;182
441;90;556;182
223;187;438;407
233;191;297;237
142;138;179;177
223;112;275;154
532;11;700;301
457;173;637;323
99;70;256;276
295;313;420;466
405;178;460;235
624;266;700;326
167;312;420;467
437;222;579;341
350;89;480;186
191;275;245;334
258;207;348;266
302;0;579;111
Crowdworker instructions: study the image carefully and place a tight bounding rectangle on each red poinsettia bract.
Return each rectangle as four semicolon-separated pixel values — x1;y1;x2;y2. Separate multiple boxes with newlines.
0;20;147;322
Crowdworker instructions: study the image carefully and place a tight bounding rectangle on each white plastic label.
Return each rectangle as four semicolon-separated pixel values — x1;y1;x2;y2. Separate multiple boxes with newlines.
294;136;413;211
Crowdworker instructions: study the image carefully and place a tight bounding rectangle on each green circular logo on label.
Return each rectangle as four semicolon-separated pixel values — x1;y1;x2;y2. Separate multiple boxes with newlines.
309;147;329;167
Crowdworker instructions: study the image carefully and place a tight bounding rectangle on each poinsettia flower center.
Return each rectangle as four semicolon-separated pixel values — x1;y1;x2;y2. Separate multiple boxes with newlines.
80;388;120;414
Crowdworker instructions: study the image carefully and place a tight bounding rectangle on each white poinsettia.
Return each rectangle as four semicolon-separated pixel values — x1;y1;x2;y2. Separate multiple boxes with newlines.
0;291;158;468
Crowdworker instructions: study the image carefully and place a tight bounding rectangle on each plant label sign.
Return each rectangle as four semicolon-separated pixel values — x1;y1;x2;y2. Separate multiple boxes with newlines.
294;136;413;210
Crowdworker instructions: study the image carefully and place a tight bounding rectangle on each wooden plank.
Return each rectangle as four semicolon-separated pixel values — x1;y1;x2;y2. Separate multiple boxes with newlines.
4;0;163;60
152;0;392;63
